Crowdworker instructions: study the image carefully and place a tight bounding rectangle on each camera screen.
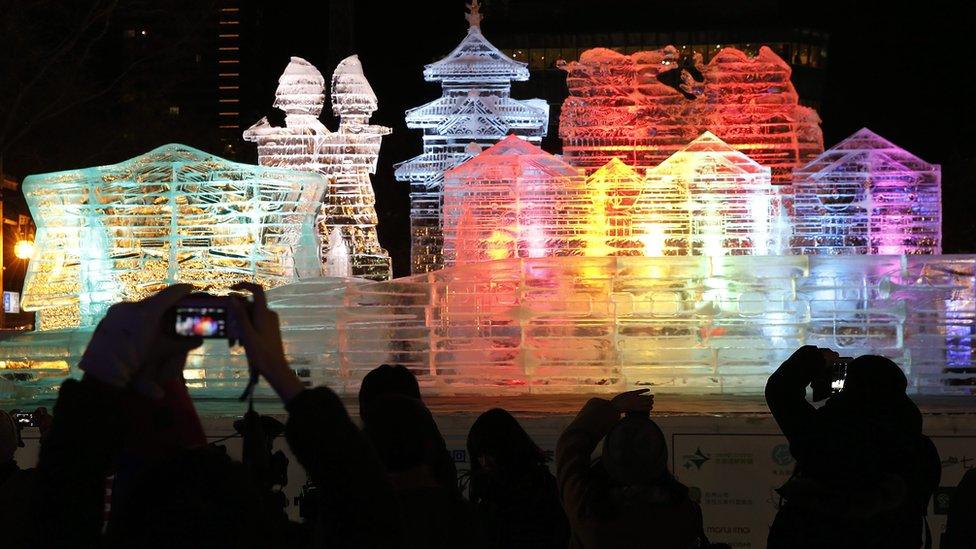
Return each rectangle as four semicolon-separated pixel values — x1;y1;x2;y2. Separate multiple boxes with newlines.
174;306;227;337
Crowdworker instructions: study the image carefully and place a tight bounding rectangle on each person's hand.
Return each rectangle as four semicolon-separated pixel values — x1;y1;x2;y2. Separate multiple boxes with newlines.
79;284;202;399
610;389;654;415
810;346;841;401
227;282;303;404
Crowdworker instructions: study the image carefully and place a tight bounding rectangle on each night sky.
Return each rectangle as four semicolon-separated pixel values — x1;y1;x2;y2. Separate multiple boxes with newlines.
2;0;974;277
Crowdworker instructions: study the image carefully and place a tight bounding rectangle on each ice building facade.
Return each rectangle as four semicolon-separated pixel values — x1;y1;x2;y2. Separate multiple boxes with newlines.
442;136;591;265
244;56;392;280
790;128;942;255
394;0;550;274
19;144;327;330
633;132;779;256
559;46;823;182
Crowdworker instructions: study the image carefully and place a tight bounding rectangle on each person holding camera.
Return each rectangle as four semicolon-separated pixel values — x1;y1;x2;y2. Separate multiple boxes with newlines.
556;389;716;549
30;283;403;548
765;346;942;549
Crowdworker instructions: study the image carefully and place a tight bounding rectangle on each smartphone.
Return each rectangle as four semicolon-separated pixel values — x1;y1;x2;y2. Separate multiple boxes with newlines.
166;294;239;339
11;410;34;428
830;357;852;394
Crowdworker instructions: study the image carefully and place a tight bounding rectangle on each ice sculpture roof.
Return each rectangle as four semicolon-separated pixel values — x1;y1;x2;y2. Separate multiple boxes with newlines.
795;128;939;176
423;27;529;83
655;131;768;175
445;134;580;179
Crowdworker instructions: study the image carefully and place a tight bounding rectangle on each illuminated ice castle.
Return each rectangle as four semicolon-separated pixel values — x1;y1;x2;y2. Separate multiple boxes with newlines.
394;0;549;273
559;46;823;182
19;144;326;330
245;56;392;280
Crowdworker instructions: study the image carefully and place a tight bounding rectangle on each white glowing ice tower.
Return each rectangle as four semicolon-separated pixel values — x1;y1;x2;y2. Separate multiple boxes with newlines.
19;144;326;330
790;128;942;255
245;56;392;280
394;0;550;274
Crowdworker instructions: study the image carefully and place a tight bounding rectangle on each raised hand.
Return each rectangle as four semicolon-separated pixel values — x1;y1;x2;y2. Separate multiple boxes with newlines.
79;284;202;399
227;282;304;403
610;388;655;415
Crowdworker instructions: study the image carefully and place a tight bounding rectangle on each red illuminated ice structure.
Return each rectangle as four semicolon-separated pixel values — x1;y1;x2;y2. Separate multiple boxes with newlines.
790;128;942;255
559;46;823;183
442;136;591;265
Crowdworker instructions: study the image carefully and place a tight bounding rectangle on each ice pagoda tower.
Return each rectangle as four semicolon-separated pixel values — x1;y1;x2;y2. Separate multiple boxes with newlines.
394;0;550;274
245;56;392;280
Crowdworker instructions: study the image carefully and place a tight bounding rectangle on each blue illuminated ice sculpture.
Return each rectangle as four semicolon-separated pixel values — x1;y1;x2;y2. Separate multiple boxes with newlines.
19;144;328;331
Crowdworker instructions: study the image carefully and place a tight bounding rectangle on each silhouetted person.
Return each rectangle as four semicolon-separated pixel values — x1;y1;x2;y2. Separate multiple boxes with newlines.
557;390;708;549
765;346;941;549
0;410;40;548
31;284;403;548
362;394;482;549
466;408;569;548
943;468;976;549
358;363;422;423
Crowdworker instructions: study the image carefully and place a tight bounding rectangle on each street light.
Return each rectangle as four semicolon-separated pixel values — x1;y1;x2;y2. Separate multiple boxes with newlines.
14;240;35;260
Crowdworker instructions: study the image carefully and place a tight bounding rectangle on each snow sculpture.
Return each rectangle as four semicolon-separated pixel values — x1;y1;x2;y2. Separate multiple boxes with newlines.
559;46;823;183
634;132;778;256
442;136;589;265
791;128;942;255
245;56;392;280
395;0;550;274
20;144;327;330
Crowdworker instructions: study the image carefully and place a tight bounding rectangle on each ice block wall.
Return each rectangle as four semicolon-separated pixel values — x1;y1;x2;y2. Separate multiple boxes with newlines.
394;1;549;274
339;255;975;396
791;128;942;255
19;144;326;330
559;46;823;182
244;56;393;280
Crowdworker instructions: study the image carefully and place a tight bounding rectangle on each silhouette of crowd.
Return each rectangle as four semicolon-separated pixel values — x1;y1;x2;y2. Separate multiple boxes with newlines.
1;285;972;548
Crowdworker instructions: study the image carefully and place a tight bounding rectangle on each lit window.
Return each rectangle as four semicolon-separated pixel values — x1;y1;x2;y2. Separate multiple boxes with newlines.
168;106;180;116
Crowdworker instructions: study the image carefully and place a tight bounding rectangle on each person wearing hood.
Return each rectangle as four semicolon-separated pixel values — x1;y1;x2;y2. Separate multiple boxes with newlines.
765;346;941;548
556;389;714;549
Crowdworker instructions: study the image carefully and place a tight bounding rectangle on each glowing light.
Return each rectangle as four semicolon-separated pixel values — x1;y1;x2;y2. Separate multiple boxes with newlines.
394;5;549;274
244;56;392;280
20;144;326;330
14;240;35;260
559;46;823;182
790;128;942;255
442;136;588;266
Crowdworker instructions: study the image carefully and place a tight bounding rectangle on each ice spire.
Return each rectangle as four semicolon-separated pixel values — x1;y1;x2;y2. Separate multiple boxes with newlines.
465;0;482;30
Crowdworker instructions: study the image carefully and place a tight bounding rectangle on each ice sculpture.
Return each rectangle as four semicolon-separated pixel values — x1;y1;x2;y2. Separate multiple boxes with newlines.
634;132;778;256
394;0;550;274
790;128;942;255
339;255;975;396
442;136;590;265
244;56;393;280
19;144;327;330
559;46;823;182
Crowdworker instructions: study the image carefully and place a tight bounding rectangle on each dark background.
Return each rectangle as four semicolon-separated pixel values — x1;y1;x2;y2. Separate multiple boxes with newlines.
1;0;973;278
